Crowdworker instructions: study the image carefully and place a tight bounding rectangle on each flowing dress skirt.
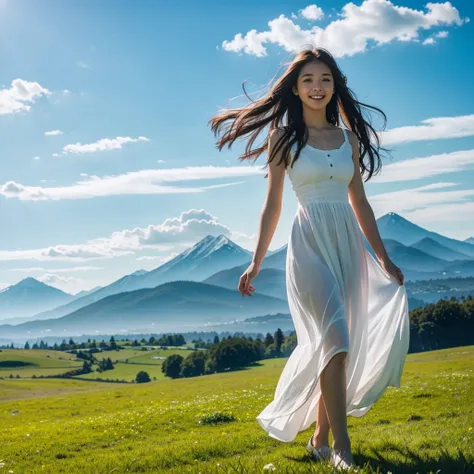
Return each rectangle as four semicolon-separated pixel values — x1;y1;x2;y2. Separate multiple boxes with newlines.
256;200;410;442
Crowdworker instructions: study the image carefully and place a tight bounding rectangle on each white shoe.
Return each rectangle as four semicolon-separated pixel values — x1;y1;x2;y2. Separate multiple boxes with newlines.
305;434;332;461
330;448;359;471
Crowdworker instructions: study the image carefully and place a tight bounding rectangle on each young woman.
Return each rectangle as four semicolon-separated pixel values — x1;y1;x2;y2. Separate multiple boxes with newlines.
208;48;410;471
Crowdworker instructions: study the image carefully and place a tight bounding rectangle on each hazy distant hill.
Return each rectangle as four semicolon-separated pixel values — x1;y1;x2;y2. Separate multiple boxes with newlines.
27;234;253;323
72;286;103;299
383;239;451;272
205;267;286;299
5;214;474;340
378;212;474;258
0;278;73;320
410;237;471;261
0;280;289;338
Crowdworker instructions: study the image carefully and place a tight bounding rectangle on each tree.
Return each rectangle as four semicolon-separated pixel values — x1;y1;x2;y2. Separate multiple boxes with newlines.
180;351;207;377
274;328;284;354
263;333;274;347
162;354;184;378
136;371;151;383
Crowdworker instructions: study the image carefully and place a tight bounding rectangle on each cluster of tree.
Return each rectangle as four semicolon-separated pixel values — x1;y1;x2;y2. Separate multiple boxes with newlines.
409;295;473;352
1;334;196;351
160;329;297;380
11;336;122;352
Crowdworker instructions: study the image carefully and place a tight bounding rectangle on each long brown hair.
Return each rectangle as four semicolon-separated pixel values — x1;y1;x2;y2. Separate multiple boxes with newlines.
208;47;388;181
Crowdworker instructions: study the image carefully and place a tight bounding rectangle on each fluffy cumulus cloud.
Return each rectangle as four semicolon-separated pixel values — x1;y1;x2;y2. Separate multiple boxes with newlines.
114;209;233;247
0;208;250;262
62;136;149;154
37;273;85;293
380;114;474;146
0;165;261;201
300;5;324;21
0;79;50;115
222;0;468;57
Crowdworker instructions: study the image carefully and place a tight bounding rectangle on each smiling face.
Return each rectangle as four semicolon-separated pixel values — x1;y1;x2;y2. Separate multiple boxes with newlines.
293;60;334;111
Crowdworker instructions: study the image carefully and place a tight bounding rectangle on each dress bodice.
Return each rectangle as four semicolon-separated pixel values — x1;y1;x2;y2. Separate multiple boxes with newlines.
285;128;355;206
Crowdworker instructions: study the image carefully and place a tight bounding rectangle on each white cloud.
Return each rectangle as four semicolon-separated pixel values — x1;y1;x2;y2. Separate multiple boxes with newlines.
0;244;133;262
137;253;179;262
300;5;324;21
0;165;261;200
435;30;449;38
38;273;85;294
423;37;436;45
62;136;149;154
222;0;467;57
0;79;50;115
370;182;474;236
370;182;474;216
45;129;63;136
33;156;40;160
381;114;474;146
373;148;474;183
0;208;250;262
403;201;474;226
6;266;103;273
117;209;233;247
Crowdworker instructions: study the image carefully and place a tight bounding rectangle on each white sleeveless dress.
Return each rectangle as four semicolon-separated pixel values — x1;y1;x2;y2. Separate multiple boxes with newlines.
256;127;410;442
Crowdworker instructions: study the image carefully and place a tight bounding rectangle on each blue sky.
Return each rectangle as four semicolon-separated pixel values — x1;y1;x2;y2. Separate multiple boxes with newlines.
0;0;473;294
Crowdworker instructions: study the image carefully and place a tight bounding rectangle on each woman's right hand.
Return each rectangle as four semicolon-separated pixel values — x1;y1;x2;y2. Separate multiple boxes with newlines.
238;262;260;296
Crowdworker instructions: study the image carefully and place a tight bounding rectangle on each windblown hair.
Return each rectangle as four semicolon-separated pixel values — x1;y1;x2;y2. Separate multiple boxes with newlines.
208;47;388;181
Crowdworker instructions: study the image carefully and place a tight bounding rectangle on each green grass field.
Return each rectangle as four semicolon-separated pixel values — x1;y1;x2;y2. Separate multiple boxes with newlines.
0;345;473;473
0;346;196;382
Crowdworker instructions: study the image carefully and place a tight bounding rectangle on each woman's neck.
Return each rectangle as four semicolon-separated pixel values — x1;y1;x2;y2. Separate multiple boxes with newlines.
302;107;332;130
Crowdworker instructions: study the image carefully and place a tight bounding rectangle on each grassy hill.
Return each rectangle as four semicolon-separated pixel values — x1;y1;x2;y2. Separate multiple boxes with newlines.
0;346;198;382
0;346;472;473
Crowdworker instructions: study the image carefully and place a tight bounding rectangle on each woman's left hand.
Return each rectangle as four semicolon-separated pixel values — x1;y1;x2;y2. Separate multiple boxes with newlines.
381;258;404;285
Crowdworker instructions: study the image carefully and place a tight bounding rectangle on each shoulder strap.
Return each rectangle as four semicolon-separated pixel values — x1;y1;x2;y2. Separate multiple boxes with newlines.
341;127;348;144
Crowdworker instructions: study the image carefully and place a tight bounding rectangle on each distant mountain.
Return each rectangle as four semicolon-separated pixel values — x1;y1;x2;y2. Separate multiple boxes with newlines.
139;234;252;285
131;269;148;277
261;245;287;270
203;244;287;297
206;235;474;297
73;286;102;299
380;239;449;272
28;234;253;323
0;280;289;338
465;237;474;245
410;237;472;262
0;278;73;320
377;213;428;246
205;267;286;299
377;213;474;258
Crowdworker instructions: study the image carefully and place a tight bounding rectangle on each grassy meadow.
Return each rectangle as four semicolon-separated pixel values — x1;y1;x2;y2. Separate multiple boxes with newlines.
0;345;473;473
0;346;196;383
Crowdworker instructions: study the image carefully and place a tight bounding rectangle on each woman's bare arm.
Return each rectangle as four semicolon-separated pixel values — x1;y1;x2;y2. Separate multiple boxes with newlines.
238;128;287;296
347;131;404;284
251;128;287;268
347;131;390;263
